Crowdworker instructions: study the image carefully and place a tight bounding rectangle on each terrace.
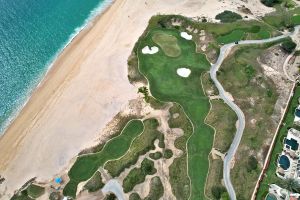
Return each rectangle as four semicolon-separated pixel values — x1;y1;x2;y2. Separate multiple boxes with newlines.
267;184;300;200
294;105;300;125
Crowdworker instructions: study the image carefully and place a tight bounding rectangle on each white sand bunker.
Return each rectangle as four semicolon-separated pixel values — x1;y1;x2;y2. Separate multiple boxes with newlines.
177;68;191;78
142;46;159;54
180;32;192;40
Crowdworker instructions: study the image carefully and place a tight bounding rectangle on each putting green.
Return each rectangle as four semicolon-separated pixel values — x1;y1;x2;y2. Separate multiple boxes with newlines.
137;28;214;199
152;32;181;57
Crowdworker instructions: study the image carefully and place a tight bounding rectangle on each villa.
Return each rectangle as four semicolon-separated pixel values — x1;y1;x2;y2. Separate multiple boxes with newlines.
276;129;300;180
266;184;300;200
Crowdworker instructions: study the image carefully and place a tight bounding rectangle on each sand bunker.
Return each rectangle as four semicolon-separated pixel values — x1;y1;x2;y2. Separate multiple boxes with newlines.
142;46;159;54
177;68;191;77
180;32;192;40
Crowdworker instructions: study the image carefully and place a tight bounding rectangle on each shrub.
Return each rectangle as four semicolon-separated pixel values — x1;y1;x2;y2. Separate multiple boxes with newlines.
215;11;242;23
84;171;104;192
247;155;258;172
163;149;173;159
149;152;163;160
211;186;226;199
281;40;297;53
261;0;281;7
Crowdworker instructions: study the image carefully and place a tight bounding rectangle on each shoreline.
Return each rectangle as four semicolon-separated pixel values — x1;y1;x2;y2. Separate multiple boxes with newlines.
0;0;114;136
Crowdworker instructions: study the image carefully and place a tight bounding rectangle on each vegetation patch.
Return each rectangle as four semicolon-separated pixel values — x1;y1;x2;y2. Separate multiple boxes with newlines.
217;29;245;44
261;0;281;7
168;104;192;200
163;149;173;159
215;11;242;23
152;32;181;57
129;193;142;200
206;99;237;153
84;171;104;192
63;119;144;198
144;176;164;200
217;42;285;199
26;184;45;199
149;152;163;160
105;118;164;177
123;158;157;193
281;39;297;53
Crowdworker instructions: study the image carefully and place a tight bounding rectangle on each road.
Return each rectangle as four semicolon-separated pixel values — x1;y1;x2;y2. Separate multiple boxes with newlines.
209;27;299;200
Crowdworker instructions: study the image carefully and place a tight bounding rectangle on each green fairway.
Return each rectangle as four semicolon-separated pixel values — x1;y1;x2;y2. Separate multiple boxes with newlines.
137;28;214;199
26;184;45;199
63;119;144;197
152;32;181;57
217;29;245;44
104;118;164;177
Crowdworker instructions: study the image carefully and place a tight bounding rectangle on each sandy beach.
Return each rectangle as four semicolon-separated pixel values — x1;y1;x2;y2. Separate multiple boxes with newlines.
0;0;274;198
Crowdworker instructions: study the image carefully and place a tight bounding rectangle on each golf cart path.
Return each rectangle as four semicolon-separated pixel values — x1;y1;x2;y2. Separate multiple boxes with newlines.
209;26;300;200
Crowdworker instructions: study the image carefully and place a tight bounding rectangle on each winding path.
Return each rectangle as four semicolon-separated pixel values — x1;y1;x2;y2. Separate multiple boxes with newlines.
209;26;300;200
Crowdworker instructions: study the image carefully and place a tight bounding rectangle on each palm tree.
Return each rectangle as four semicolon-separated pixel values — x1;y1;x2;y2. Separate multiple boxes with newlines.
282;178;300;193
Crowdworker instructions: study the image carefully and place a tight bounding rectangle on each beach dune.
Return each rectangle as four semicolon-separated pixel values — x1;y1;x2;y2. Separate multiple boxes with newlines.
0;0;273;198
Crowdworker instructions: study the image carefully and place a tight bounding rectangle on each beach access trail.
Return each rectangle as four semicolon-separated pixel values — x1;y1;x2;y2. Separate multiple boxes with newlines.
210;26;300;200
0;0;274;198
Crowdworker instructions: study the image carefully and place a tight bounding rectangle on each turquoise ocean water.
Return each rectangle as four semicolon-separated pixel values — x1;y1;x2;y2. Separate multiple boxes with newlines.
0;0;111;133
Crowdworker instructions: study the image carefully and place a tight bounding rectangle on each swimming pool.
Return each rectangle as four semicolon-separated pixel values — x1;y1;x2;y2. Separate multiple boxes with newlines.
278;155;290;170
265;193;278;200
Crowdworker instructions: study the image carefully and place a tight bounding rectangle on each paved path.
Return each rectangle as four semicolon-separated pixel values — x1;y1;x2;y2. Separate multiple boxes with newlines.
209;26;299;200
101;179;125;200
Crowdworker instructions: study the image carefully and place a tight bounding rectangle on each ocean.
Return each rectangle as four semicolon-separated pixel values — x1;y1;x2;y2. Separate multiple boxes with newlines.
0;0;111;134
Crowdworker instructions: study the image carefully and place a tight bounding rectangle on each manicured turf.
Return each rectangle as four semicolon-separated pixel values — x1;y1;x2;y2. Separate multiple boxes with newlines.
104;118;164;177
63;119;144;198
26;184;45;198
152;32;181;57
217;29;244;44
256;85;300;199
137;28;214;199
292;15;300;24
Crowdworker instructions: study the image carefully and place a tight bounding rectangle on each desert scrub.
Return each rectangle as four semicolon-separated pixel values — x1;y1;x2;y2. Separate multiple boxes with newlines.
84;171;104;192
123;158;157;193
215;10;242;23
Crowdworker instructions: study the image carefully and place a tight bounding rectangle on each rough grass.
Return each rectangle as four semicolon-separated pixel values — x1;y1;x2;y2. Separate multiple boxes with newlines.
256;85;300;199
152;32;181;57
144;176;164;200
138;27;214;199
123;158;157;193
84;171;104;192
104;118;164;177
206;99;237;153
204;157;224;199
262;7;300;30
217;42;284;199
63;119;144;198
168;104;193;200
